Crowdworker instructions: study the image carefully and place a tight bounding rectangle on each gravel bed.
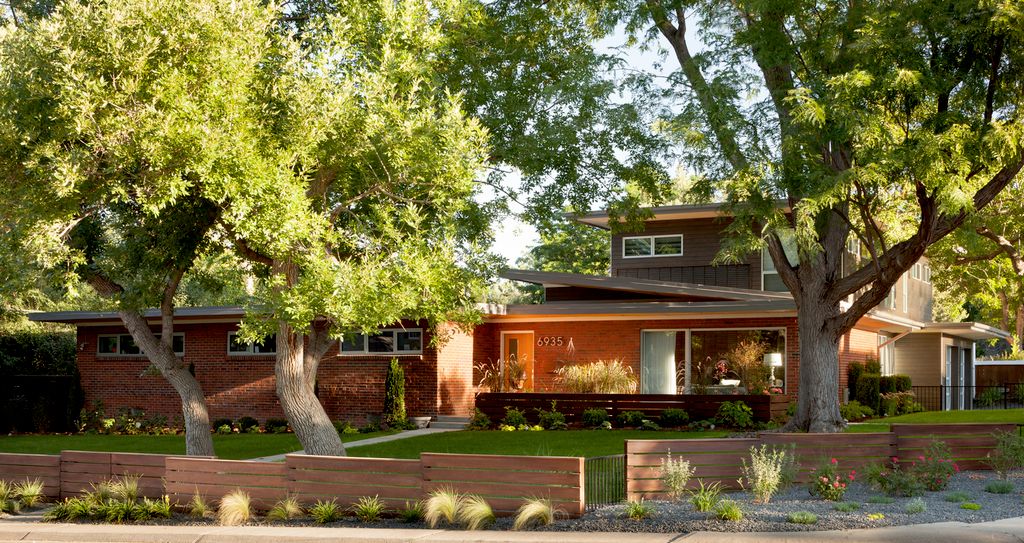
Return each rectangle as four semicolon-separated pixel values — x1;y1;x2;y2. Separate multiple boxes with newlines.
544;472;1024;533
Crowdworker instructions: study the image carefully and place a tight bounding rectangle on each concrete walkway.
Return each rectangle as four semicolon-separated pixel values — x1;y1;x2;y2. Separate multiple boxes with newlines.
249;427;457;462
1;517;1023;543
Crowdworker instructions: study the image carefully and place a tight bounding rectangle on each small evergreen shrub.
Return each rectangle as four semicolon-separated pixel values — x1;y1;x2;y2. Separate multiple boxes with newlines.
217;424;233;435
659;408;689;427
501;407;528;428
467;409;491;430
617;410;646;427
904;497;926;514
787;511;817;524
382;358;407;428
985;480;1015;494
865;458;923;497
265;418;289;433
624;499;653;520
840;400;874;421
855;373;881;413
236;416;259;432
536;402;567;430
212;418;233;430
879;374;912;394
581;408;609;428
333;420;358;434
715;401;753;429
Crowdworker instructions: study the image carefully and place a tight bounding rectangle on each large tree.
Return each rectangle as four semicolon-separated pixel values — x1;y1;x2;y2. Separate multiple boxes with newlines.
616;0;1024;431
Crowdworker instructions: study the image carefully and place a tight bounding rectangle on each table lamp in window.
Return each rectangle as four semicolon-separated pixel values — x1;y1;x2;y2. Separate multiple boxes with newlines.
764;352;784;387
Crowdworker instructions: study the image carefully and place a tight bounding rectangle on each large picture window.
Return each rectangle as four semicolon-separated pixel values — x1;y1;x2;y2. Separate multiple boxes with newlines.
622;234;683;258
97;334;184;355
341;329;423;355
227;332;277;355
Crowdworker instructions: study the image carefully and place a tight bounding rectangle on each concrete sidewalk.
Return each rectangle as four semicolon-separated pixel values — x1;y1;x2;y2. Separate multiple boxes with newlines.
1;517;1023;543
249;428;456;462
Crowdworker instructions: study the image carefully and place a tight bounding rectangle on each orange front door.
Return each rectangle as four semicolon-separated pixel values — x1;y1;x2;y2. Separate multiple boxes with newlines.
502;332;535;391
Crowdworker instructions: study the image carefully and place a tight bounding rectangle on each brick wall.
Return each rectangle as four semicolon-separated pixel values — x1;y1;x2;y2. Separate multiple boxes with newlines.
839;327;881;399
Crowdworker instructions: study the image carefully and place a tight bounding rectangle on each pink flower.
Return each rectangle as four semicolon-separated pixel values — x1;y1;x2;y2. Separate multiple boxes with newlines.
833;482;840;488
918;455;925;461
848;474;855;481
830;458;838;464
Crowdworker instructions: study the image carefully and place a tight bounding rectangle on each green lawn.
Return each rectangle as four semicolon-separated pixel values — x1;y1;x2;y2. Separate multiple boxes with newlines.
846;408;1024;434
0;431;393;460
347;429;729;459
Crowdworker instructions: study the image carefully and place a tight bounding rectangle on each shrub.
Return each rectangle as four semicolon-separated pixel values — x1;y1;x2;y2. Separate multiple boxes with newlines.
457;495;495;530
212;418;233;430
713;500;743;521
960;502;982;510
840;400;874;422
236;416;260;432
659;408;689;427
848;361;865;400
617;410;646;427
360;421;381;433
987;430;1024;479
187;492;212;518
865;458;923;497
715;401;754;429
787;511;817;524
382;358;407;428
267;496;303;521
398;500;424;523
660;450;695;501
911;440;958;491
985;481;1015;494
944;491;971;502
855;373;881;413
501;407;528;428
140;496;172;519
217;424;233;435
111;476;140;503
881;391;924;416
689;479;722;512
977;387;1003;407
623;499;653;520
809;457;854;501
904;497;926;514
536;402;567;430
0;481;19;515
866;495;895;504
879;374;912;394
352;495;387;522
15;479;44;508
833;501;860;512
513;497;560;529
467;409;491;430
553;359;637;393
741;444;788;503
265;418;289;433
217;490;252;526
424;487;462;527
639;419;661;431
309;499;343;524
581;408;609;428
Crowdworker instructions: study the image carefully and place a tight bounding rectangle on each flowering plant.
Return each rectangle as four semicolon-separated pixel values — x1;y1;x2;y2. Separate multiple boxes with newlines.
864;456;923;497
911;441;959;491
809;458;855;501
714;360;729;381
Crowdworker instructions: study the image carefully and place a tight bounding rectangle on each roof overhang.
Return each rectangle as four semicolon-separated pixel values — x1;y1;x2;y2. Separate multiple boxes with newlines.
480;299;797;323
502;269;793;303
918;322;1011;341
855;310;924;334
27;306;248;326
572;202;791;230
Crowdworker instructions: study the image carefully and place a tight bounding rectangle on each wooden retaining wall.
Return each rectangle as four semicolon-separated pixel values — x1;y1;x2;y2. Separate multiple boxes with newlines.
286;455;421;508
626;423;1016;499
0;453;60;497
165;458;288;509
422;453;585;517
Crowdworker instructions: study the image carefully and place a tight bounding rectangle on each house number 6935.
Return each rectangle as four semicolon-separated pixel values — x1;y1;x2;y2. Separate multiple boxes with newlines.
537;336;566;346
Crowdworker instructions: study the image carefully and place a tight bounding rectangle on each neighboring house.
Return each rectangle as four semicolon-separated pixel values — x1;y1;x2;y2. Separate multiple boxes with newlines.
29;203;1009;422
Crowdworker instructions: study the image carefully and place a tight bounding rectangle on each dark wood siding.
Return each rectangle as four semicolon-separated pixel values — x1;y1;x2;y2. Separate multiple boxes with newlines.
543;286;726;302
614;264;750;289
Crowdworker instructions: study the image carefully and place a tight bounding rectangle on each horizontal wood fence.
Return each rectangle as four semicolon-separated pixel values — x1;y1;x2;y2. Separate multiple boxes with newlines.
476;392;789;425
626;423;1015;500
0;450;586;517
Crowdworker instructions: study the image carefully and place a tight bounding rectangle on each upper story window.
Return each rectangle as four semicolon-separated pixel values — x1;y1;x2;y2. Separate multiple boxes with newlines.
622;234;683;258
883;285;897;310
761;230;799;292
911;262;932;283
97;333;184;356
341;329;423;355
227;332;277;355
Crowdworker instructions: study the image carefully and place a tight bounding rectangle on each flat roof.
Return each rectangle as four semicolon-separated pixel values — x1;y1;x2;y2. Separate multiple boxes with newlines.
27;306;247;324
482;298;797;320
920;322;1011;341
573;202;791;230
502;269;793;303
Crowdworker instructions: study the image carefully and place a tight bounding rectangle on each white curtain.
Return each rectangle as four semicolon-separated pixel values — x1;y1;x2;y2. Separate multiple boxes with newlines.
642;332;677;394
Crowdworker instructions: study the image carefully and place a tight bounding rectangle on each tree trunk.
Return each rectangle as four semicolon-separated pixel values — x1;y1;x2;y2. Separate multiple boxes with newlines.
119;310;215;456
275;322;345;456
1016;303;1024;350
784;299;847;432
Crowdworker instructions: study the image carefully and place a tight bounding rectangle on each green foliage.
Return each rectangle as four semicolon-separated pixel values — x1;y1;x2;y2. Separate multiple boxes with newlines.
879;375;912;394
333;420;357;435
987;430;1024;479
985;481;1015;494
617;411;646;428
501;407;528;428
535;402;567;430
383;359;407;428
978;388;1004;407
713;500;743;522
904;497;927;514
961;502;982;511
308;500;343;524
554;360;637;394
809;458;854;501
0;328;76;376
581;409;609;428
236;417;260;433
467;409;491;431
881;391;924;417
944;491;971;503
187;493;212;518
398;501;424;523
267;497;304;521
217;424;233;435
855;374;882;414
264;419;289;434
741;445;788;504
911;441;958;491
640;419;661;431
623;499;653;520
689;480;722;512
660;451;695;501
14;479;44;509
787;511;818;524
715;401;754;429
833;502;861;512
659;409;690;428
840;401;875;422
351;495;387;522
848;361;866;402
865;458;923;497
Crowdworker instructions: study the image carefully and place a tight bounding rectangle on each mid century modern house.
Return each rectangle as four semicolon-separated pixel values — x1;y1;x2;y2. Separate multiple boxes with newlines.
29;203;1009;423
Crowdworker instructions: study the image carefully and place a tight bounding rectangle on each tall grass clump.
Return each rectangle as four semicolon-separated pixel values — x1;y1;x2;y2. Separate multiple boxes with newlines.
188;492;212;518
660;450;695;501
424;488;462;528
553;359;637;393
741;445;788;504
0;481;20;514
309;500;343;524
513;497;560;530
398;500;424;523
689;479;722;512
457;495;495;530
217;490;252;526
15;479;45;508
267;496;304;521
713;500;743;521
352;496;387;522
111;476;140;503
623;499;654;520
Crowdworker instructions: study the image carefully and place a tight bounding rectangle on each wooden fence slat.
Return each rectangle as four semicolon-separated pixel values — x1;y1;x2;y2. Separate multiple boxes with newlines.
0;453;61;467
422;467;581;486
421;453;582;473
287;482;422;500
285;455;420;474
